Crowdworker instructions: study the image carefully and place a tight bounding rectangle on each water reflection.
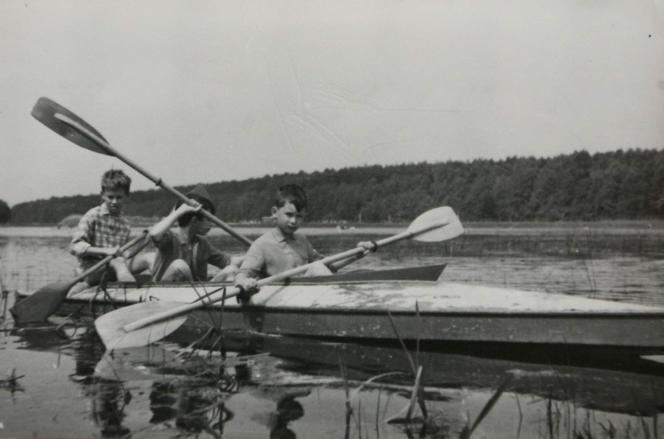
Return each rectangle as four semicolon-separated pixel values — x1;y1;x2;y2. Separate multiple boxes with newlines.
91;342;240;437
90;380;132;437
7;321;664;438
149;381;177;423
255;335;664;418
149;381;233;438
269;393;306;439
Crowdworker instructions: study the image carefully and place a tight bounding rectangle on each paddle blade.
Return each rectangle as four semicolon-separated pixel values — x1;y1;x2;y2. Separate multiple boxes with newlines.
94;345;182;381
95;301;188;350
10;281;75;324
31;97;112;156
407;206;464;242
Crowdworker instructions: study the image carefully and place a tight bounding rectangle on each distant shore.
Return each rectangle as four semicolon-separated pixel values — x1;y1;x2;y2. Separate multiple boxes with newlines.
5;217;664;229
2;219;663;239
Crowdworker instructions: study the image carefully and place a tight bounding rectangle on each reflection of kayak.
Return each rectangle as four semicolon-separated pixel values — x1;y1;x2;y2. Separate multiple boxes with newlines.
89;332;664;417
30;262;664;353
255;335;664;416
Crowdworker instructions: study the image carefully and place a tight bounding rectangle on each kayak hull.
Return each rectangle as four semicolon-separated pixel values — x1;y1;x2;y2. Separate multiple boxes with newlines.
42;271;664;352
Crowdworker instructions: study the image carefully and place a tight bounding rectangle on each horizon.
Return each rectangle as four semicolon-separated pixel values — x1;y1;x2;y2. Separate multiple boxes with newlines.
1;0;662;206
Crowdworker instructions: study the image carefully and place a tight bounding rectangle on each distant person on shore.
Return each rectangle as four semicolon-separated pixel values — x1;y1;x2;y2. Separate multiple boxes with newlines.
234;183;374;295
69;169;138;287
148;184;241;282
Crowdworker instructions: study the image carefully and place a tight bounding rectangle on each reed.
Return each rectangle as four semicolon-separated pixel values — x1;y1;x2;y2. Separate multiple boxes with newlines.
0;368;24;392
385;366;425;424
527;398;660;439
385;306;428;423
339;351;353;439
459;373;512;439
1;290;7;321
514;394;523;439
386;309;416;375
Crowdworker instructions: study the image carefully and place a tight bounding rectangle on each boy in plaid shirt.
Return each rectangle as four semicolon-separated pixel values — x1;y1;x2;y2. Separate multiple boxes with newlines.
70;169;136;285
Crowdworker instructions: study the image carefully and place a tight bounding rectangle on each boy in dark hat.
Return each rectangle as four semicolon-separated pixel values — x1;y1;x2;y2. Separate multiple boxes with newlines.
148;184;239;282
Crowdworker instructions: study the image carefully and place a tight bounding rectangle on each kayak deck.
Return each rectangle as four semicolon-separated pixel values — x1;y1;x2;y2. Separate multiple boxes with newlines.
46;274;664;351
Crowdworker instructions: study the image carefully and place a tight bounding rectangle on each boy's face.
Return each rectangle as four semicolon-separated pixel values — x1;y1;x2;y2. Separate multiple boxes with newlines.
101;188;128;216
191;215;212;236
272;202;305;238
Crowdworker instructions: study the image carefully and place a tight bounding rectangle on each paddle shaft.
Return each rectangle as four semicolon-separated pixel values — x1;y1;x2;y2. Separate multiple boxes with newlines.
122;219;450;332
71;232;148;286
53;113;252;248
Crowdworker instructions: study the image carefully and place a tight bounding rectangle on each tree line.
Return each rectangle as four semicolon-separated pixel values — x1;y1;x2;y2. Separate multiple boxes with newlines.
9;148;664;225
0;199;10;223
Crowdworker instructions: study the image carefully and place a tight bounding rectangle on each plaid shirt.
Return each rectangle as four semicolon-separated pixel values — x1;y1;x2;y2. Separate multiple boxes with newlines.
70;203;131;268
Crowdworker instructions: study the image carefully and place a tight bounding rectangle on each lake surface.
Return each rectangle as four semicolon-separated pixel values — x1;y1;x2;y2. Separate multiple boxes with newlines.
1;225;663;438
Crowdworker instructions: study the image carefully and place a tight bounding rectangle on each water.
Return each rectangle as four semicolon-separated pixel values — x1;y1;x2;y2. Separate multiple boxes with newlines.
1;225;664;438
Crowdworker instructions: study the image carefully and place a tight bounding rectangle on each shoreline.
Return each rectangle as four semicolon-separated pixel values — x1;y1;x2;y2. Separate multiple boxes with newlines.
2;221;663;238
3;218;664;228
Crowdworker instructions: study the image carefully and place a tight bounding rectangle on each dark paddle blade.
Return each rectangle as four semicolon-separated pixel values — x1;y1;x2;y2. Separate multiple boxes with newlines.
10;280;76;324
31;97;112;156
95;301;188;350
9;234;149;324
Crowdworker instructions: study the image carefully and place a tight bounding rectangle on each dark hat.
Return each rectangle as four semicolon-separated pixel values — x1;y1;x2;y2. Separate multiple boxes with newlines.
186;184;216;214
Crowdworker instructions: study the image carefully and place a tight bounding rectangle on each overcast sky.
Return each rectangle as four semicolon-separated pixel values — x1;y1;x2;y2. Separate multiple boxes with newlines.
1;0;662;206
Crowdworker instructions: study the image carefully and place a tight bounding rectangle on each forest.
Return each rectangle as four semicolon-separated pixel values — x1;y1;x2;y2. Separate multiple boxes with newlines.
9;149;664;225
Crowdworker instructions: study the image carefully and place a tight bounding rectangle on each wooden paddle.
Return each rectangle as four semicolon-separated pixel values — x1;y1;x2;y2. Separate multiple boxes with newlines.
31;97;252;248
10;232;149;324
94;206;464;349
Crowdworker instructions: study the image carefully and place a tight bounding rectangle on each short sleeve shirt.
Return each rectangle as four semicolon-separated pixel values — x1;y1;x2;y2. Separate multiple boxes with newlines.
151;230;230;281
69;203;131;269
238;228;321;279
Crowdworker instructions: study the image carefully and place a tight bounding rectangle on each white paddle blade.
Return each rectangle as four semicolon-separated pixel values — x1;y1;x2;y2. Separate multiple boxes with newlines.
95;301;188;350
407;206;464;242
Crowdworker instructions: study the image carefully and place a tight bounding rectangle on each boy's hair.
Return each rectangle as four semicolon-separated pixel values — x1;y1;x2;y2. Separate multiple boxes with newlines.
101;169;131;195
275;184;308;211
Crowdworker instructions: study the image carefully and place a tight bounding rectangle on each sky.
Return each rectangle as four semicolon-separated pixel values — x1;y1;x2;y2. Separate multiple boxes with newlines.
1;0;662;206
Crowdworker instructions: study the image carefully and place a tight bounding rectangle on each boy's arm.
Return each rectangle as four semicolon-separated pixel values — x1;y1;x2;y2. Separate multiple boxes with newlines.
208;251;243;282
207;244;233;269
70;212;117;257
234;244;264;293
149;203;200;242
69;212;92;256
305;237;324;263
317;240;375;273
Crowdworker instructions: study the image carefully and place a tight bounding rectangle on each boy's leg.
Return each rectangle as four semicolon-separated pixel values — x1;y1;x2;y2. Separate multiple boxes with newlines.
109;256;136;283
68;281;91;296
209;264;240;282
160;259;193;282
129;252;156;275
304;261;333;277
85;266;113;286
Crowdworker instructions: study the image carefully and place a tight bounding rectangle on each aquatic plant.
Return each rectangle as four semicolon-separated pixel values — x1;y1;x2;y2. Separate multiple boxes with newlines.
0;368;24;392
459;374;512;439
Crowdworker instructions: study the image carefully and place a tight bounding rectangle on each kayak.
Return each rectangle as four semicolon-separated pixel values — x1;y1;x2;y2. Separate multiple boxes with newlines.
31;263;664;354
